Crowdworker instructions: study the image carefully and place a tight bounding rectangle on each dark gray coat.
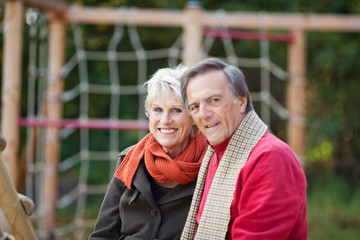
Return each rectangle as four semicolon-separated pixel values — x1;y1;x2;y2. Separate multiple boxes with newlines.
89;147;196;240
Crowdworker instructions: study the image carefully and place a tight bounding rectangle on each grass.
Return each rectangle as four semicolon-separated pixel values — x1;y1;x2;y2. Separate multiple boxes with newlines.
307;171;360;240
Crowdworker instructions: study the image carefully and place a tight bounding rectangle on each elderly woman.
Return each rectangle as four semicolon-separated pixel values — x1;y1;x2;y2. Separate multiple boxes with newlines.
89;65;206;240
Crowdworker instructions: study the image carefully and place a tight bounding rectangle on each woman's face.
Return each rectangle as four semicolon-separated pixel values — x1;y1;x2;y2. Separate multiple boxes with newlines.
149;91;194;157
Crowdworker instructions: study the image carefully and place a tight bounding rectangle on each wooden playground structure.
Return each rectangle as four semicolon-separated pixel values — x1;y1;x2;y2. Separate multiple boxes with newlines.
0;134;37;239
1;0;360;238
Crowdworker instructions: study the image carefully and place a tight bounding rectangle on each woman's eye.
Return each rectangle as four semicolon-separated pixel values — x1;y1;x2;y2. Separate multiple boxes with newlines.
153;107;162;113
172;108;182;113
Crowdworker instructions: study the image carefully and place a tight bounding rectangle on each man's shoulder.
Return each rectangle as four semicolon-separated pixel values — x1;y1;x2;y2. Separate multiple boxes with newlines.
257;131;290;149
250;131;298;161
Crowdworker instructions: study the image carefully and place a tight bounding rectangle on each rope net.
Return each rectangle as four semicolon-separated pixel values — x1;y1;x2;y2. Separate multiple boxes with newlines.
19;7;290;240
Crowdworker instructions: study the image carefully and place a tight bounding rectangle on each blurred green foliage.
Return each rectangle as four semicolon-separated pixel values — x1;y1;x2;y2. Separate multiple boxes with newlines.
0;0;358;184
307;171;360;239
0;0;360;238
60;0;360;186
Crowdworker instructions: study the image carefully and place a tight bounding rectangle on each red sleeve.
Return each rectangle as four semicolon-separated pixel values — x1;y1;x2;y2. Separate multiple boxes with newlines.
229;136;307;240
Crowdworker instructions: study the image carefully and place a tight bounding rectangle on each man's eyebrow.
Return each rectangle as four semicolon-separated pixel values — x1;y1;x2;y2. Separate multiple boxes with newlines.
187;102;196;108
187;94;220;106
204;94;221;101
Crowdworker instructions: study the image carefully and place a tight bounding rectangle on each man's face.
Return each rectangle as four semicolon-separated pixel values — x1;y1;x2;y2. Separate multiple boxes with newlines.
186;70;247;145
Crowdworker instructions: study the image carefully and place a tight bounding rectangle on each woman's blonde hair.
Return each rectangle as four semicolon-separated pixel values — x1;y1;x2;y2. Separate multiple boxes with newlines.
144;64;188;117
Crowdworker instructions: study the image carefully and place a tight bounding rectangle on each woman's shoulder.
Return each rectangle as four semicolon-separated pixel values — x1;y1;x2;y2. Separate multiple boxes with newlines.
116;145;136;168
118;145;135;157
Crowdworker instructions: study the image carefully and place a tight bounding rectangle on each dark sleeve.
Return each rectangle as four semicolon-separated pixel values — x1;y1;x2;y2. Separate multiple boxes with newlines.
88;154;128;239
89;177;126;240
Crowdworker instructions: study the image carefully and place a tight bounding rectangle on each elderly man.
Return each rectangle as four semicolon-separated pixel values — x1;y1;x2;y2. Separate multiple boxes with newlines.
180;58;307;240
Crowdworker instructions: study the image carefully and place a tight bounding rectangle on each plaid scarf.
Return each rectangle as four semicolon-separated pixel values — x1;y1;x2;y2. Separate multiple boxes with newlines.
181;111;267;239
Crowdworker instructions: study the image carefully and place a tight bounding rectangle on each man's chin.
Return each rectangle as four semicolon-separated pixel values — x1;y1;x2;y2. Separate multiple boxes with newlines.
207;136;222;146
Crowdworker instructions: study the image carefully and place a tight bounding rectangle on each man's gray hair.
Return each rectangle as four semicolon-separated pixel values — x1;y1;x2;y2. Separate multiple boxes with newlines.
180;57;253;113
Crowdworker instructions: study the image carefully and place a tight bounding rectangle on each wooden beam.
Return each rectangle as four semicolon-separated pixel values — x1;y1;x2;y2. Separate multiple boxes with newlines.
0;134;37;240
64;6;360;32
287;29;306;162
182;2;203;66
1;0;24;188
66;7;184;27
202;12;360;32
39;14;66;239
24;0;68;14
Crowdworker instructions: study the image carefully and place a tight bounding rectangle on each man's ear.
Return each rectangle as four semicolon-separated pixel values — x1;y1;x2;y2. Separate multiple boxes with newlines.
238;96;247;114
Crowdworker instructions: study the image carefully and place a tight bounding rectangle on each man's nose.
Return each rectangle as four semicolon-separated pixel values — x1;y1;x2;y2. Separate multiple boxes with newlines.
198;104;212;118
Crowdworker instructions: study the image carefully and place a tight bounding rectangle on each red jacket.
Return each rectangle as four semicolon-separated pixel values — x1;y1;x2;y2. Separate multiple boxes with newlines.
197;131;308;239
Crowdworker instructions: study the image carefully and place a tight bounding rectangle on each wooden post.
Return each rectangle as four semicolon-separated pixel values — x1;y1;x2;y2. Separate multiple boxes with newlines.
0;134;37;240
1;0;24;188
287;29;306;163
182;1;203;66
39;12;66;239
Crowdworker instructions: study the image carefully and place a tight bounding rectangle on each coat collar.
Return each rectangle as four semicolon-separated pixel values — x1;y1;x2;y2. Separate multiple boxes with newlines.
132;160;196;207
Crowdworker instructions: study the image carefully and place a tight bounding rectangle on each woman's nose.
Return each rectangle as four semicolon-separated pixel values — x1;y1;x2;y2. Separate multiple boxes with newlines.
160;112;172;123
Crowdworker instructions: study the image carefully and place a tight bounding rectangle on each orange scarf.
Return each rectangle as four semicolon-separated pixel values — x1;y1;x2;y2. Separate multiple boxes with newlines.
115;132;206;189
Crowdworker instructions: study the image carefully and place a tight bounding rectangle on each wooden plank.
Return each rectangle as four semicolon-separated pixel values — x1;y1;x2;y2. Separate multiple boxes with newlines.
287;29;306;162
19;117;150;131
1;0;24;188
202;12;360;32
182;3;203;66
0;134;37;240
66;7;184;27
64;6;360;32
39;16;66;238
24;0;68;13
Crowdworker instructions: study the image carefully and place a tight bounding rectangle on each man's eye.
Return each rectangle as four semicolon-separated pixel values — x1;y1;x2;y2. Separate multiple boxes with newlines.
189;105;198;112
211;98;220;103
